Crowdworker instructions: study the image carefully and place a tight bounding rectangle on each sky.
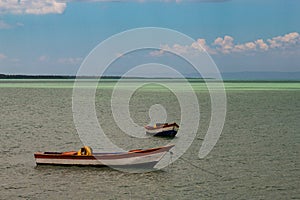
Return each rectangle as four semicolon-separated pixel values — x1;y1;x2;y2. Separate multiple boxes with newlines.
0;0;299;76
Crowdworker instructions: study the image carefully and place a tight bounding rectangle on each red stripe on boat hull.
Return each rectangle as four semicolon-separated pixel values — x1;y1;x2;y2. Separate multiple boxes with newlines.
34;145;174;168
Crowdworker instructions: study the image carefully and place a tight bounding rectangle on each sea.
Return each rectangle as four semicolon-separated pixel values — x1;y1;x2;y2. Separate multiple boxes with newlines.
0;80;299;199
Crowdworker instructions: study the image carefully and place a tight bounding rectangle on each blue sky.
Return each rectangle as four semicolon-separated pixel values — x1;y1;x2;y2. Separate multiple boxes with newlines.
0;0;299;75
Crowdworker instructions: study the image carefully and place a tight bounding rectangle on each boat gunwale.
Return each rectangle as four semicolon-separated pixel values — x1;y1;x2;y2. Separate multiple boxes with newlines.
34;145;174;160
145;123;179;130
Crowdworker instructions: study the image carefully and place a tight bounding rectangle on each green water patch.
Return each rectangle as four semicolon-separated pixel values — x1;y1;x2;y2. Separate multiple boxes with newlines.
0;79;300;91
223;82;300;91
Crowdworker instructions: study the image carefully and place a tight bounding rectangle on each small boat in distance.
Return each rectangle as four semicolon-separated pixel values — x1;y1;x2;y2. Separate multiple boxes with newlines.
145;122;179;137
34;145;174;169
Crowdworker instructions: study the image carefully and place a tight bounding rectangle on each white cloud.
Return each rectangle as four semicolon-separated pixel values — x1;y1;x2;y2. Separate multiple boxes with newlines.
255;39;268;51
0;0;228;15
149;39;218;57
59;0;224;2
191;38;217;54
149;32;300;56
149;49;165;57
214;32;300;54
0;0;66;15
230;32;299;53
169;44;190;54
232;42;256;52
213;35;234;54
267;32;300;49
149;44;195;57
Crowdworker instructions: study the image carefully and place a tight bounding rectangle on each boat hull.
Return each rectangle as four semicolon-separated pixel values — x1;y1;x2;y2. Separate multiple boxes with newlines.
145;124;179;137
34;145;174;168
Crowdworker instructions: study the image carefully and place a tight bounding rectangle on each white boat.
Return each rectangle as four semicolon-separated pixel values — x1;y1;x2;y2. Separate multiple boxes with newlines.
34;145;174;169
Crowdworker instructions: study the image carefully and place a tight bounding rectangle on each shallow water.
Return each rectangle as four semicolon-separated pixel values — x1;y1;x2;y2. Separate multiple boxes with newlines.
0;83;299;199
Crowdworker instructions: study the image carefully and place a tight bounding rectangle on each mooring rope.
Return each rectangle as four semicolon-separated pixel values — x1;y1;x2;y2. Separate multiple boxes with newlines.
178;157;223;178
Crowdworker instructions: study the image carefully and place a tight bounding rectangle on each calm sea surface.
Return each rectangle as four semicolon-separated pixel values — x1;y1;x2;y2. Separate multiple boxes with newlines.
0;81;299;199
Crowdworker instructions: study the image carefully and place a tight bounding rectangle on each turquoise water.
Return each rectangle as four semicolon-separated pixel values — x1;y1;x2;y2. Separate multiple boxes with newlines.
0;79;300;91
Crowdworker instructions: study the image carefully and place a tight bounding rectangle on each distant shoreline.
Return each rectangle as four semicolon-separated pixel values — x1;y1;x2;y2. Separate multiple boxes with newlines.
0;74;118;79
0;74;299;82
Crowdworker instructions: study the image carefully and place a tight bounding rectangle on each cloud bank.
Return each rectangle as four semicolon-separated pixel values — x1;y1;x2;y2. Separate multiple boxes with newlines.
0;0;66;15
0;0;227;15
152;32;300;56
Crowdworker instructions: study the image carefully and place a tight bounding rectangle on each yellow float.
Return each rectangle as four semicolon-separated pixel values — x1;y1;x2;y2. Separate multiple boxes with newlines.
77;146;93;156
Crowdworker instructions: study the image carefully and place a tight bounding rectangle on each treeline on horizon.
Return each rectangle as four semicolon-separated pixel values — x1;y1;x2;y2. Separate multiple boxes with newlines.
0;74;204;80
0;74;299;82
0;74;121;79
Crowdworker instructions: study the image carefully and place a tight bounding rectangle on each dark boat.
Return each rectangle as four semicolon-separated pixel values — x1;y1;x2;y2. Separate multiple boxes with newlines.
145;123;179;137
